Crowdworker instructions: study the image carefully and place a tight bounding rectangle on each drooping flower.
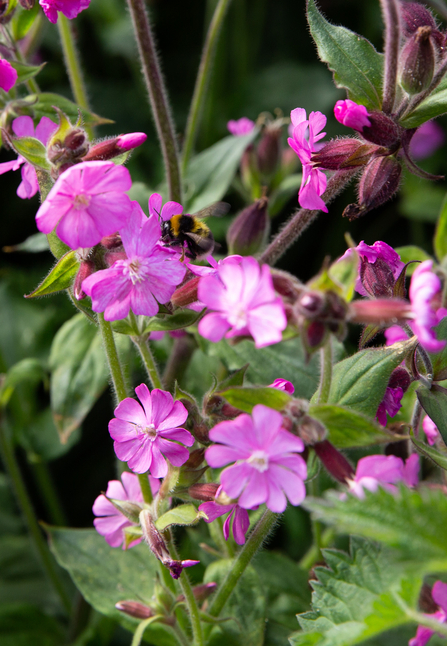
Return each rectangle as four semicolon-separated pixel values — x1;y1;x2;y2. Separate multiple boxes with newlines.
36;161;133;250
409;581;447;646
197;256;287;348
0;59;18;92
422;415;440;446
82;203;186;320
205;404;307;513
339;240;404;297
409;260;446;353
0;116;57;199
334;99;371;132
410;120;445;160
39;0;90;23
227;117;256;137
109;384;194;477
287;107;328;211
92;472;160;549
347;454;419;498
199;486;250;545
269;378;295;394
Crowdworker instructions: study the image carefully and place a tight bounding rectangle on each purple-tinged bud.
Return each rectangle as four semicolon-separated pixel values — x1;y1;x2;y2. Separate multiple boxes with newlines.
314;440;355;483
349;298;413;324
400;2;437;38
400;26;435;95
104;250;127;267
177;582;217;604
188;482;219;502
271;269;303;303
82;133;147;162
18;0;35;7
227;196;269;256
47;110;89;178
183;448;205;469
334;100;371;132
298;415;327;445
297;291;325;317
388;366;411;393
115;600;154;619
361;112;402;148
257;125;282;176
305;320;328;349
171;277;200;308
343;156;402;220
74;260;95;300
101;233;122;250
360;256;396;298
312;138;383;170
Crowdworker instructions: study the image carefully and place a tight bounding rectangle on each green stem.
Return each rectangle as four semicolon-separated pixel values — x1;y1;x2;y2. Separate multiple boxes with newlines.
97;313;128;403
133;336;163;390
138;473;153;505
31;458;68;526
208;509;277;617
126;0;182;202
299;528;335;570
3;24;40;94
181;0;233;174
169;541;203;646
131;615;164;646
0;420;72;613
317;338;332;404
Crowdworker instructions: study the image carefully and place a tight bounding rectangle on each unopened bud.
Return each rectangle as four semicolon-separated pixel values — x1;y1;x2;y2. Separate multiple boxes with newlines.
360;257;395;298
240;145;258;191
343;156;402;220
271;269;303;303
74;260;95;300
361;112;401;149
297;291;325;317
305;320;328;349
298;415;327;445
171;277;200;308
183;448;205;469
349;298;412;324
257;125;281;176
177;582;217;604
227;197;269;256
388;366;411;392
188;482;219;502
47;110;89;178
107;497;142;523
314;440;354;483
82;132;147;162
104;250;127;267
401;2;437;38
312;139;381;170
101;233;122;250
400;26;435;95
115;600;154;619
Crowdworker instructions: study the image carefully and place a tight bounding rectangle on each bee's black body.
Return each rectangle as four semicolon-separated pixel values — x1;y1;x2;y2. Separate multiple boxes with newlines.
161;214;215;260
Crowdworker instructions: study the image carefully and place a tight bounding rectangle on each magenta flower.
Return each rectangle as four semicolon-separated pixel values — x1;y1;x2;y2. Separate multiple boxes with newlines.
385;325;408;345
269;378;295;394
36;161;133;250
39;0;90;23
410;120;445;160
148;192;183;222
197;256;287;348
376;385;404;426
227;117;256;136
403;454;420;488
409;260;446;353
82;203;186;320
340;240;404;297
347;454;418;498
92;472;160;549
409;581;447;646
0;59;17;92
423;415;440;446
287;107;328;211
334;99;371;132
205;404;307;513
186;254;243;278
0;116;57;199
199;486;250;545
109;384;194;477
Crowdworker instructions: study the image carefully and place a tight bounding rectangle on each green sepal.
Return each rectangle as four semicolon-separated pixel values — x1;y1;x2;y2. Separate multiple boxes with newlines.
142;309;203;334
218;386;293;413
174;382;197;406
359;323;382;349
23;93;113;128
111;319;136;335
25;251;79;298
9;136;50;170
214;364;249;392
154;504;205;532
9;61;45;85
416;383;447;446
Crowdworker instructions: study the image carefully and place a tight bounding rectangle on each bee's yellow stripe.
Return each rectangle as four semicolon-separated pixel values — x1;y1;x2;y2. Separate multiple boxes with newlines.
191;220;209;235
170;214;183;236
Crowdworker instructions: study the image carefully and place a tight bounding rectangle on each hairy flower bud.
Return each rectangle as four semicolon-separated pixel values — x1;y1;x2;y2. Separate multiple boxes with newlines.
82;132;147;162
349;298;413;324
73;259;95;300
312;139;382;170
388;366;411;392
115;600;154;619
47;110;89;178
171;276;200;308
361;112;401;149
298;415;327;445
188;482;219;502
271;269;303;303
343;156;402;220
400;26;435;95
314;440;355;483
177;582;217;604
227;196;269;256
360;256;396;298
401;2;437;37
257;125;282;176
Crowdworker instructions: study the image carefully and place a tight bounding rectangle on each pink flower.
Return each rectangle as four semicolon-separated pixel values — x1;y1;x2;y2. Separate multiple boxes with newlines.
348;454;419;498
376;386;403;426
199;486;250;545
385;325;408;345
227;117;256;136
39;0;90;23
409;260;446;353
410;120;445;160
92;472;159;549
197;256;287;348
186;254;243;278
205;404;307;513
0;59;17;92
287;107;328;211
0;116;57;199
148;192;183;222
423;415;439;445
269;378;295;394
340;240;404;297
36;161;133;250
334;99;371;131
109;384;194;477
82;203;186;320
403;454;420;488
409;581;447;646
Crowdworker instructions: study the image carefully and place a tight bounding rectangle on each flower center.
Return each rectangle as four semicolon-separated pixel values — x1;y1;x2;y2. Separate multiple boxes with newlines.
139;423;157;440
123;258;151;285
73;193;91;210
228;306;247;330
247;450;269;472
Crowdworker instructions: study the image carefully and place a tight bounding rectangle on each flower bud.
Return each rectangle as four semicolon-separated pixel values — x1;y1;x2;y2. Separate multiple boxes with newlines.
256;125;282;176
361;112;401;149
312;139;381;170
171;276;200;308
177;582;217;604
82;132;147;162
400;2;437;38
297;291;326;318
46;109;89;178
360;256;396;298
115;600;154;619
74;259;95;300
183;448;205;469
271;268;303;303
100;233;122;250
18;0;35;7
240;145;258;191
227;196;269;256
188;482;219;502
343;156;402;220
349;298;412;324
388;366;411;392
400;26;435;95
314;440;355;483
298;415;327;445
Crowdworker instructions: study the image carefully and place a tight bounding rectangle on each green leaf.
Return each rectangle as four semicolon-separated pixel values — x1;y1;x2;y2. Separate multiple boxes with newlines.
216;365;249;391
411;430;447;471
401;74;447;128
9;61;45;85
305;485;447;570
185;130;258;213
219;386;293;413
307;0;384;110
394;246;432;275
11;2;40;41
327;340;416;417
204;560;266;646
0;603;64;646
429;317;447;381
10;137;50;171
155;504;204;531
0;358;45;402
417;384;447;445
143;309;203;334
25;251;79;298
308;404;397;448
435;193;447;263
3;232;50;254
18;408;81;461
48;527;176;645
328;251;359;303
24;93;113;128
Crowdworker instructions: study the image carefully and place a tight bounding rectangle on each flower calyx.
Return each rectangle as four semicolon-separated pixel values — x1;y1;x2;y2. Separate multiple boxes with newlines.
47;109;89;179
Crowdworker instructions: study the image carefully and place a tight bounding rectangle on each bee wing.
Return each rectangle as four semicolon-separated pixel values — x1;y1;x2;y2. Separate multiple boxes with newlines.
191;202;230;220
185;232;215;253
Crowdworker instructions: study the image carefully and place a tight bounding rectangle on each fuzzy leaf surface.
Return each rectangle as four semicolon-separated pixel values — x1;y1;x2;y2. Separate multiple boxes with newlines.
219;386;293;413
401;75;447;127
155;504;204;531
26;251;79;298
10;137;50;170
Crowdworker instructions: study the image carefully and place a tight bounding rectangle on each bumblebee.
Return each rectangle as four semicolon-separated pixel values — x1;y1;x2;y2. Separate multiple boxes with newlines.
160;202;229;260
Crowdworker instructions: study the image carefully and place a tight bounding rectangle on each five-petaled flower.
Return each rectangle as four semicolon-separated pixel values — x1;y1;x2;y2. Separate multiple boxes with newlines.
199;486;250;545
205;404;307;513
409;581;447;646
39;0;91;24
109;384;194;477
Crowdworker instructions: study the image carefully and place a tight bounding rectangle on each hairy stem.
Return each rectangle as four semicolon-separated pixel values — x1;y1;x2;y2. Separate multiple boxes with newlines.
208;509;277;617
411;400;423;436
380;0;400;114
131;615;164;646
259;170;357;266
181;0;233;174
317;338;333;404
133;336;163;390
97;313;128;403
163;335;196;392
126;0;182;202
169;540;204;646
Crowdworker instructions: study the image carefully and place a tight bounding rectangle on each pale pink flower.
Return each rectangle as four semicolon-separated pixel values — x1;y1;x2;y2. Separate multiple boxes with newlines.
227;117;256;136
409;581;447;646
334;99;371;131
198;256;287;348
109;384;194;477
205;404;307;513
39;0;90;23
36;161;133;250
186;254;243;278
409;260;446;353
0;116;57;199
385;325;408;345
269;378;295;394
423;415;440;446
287;107;328;211
92;472;160;549
340;240;404;297
348;454;418;498
0;59;17;92
199;486;250;545
82;203;186;320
